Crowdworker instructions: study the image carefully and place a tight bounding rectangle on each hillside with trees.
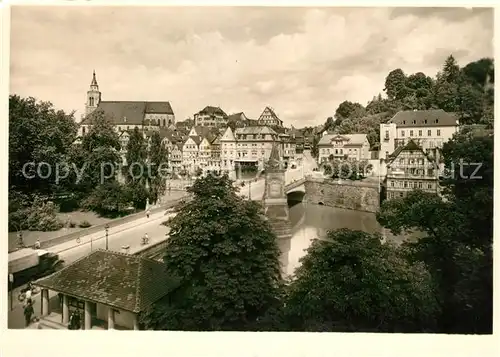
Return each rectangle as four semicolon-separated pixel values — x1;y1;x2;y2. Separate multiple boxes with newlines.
310;55;494;152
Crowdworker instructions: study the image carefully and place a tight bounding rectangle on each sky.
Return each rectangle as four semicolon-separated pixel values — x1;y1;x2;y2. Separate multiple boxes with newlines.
9;6;493;127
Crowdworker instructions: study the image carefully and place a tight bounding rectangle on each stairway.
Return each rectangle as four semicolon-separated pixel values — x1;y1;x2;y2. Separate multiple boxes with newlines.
36;313;67;329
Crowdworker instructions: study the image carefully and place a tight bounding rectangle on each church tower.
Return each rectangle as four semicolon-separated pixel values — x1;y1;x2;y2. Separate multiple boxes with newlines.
85;70;101;115
263;143;292;277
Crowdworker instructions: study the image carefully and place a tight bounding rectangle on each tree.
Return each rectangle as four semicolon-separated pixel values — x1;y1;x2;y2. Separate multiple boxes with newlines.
140;174;283;330
334;101;366;122
442;55;460;83
125;127;148;208
384;69;407;100
377;130;493;333
284;229;438;332
76;110;121;192
9;95;78;196
326;158;371;180
81;181;130;217
148;132;168;204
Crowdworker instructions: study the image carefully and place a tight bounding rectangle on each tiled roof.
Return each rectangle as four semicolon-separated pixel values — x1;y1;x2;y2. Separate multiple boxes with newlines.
258;106;281;122
227;112;244;122
83;101;174;125
389;109;458;128
318;134;367;146
197;106;227;117
34;250;178;313
191;125;217;138
235;126;277;135
145;102;174;114
387;139;435;164
187;135;203;146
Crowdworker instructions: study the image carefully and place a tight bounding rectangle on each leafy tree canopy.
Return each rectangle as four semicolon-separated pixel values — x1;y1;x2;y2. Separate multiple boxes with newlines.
141;174;283;331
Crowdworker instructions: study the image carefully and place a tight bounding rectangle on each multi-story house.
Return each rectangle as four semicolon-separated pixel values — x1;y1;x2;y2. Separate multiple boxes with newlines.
318;134;370;163
182;136;202;174
220;127;238;173
169;143;183;173
379;109;459;161
385;140;439;200
181;126;221;175
257;106;283;127
198;134;221;175
279;133;296;164
79;71;175;137
193;106;228;127
234;126;280;171
289;128;304;153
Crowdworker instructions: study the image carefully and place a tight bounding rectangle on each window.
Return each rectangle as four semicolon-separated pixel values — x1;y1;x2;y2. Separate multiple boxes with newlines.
403;120;406;124
399;158;404;165
435;119;439;124
390;181;394;187
424;120;428;124
427;130;431;136
82;127;86;135
437;129;441;136
418;130;422;136
418;182;423;189
400;192;404;198
404;181;408;188
427;183;433;189
428;169;434;176
89;97;94;106
410;130;414;136
385;130;389;140
401;130;405;137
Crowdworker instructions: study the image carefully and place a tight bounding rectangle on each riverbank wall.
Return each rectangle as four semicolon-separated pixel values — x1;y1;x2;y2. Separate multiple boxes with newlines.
301;177;380;213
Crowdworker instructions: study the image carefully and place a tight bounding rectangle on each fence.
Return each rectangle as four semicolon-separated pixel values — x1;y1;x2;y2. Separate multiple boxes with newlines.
36;198;185;251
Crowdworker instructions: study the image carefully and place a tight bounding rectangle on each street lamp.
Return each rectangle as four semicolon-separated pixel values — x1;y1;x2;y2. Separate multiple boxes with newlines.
105;224;110;250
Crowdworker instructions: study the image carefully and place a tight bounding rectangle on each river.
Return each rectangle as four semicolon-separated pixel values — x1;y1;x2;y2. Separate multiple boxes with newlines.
281;201;419;277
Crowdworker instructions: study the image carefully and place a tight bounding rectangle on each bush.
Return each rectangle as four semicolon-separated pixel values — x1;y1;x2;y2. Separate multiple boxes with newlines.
8;195;63;232
78;220;92;228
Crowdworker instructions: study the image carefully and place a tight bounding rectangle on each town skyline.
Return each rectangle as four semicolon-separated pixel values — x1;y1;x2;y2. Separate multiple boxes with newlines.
10;6;493;127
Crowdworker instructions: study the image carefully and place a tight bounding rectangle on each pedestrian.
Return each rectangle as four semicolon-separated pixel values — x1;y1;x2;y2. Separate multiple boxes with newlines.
24;303;34;327
34;239;41;249
146;209;151;219
25;285;32;305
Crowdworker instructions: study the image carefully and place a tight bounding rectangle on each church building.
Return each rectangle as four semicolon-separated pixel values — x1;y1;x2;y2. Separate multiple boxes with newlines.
78;71;176;137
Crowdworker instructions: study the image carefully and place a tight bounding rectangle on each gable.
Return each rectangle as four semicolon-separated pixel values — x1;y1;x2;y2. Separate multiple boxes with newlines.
200;137;211;147
220;127;236;141
188;127;198;136
183;137;196;146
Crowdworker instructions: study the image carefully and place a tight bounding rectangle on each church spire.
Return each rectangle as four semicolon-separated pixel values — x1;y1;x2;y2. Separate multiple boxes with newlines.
90;70;98;87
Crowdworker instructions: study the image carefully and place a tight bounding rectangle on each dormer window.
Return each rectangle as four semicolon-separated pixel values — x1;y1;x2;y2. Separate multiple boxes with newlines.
123;116;127;123
435;119;439;124
412;120;416;124
424;120;428;124
403;120;406;124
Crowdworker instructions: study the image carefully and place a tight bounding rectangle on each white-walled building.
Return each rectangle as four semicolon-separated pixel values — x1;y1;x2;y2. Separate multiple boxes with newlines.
220;127;238;174
234;126;280;171
317;133;370;163
193;106;228;127
379;109;459;161
385;140;440;200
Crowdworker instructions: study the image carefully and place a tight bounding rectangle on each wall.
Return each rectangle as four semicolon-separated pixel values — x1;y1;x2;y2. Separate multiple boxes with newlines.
301;177;380;213
96;303;135;329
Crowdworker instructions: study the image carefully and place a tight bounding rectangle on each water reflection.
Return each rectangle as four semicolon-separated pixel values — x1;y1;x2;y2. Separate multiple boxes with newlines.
282;202;392;277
